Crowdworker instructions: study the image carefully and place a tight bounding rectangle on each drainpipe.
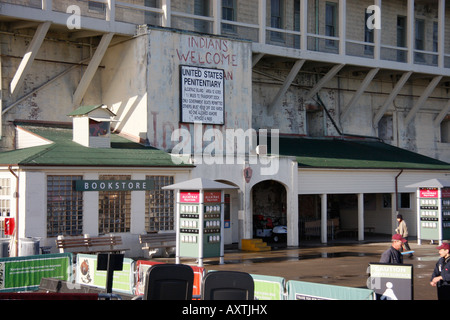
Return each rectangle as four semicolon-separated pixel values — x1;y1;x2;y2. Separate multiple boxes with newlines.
8;166;19;257
395;169;404;213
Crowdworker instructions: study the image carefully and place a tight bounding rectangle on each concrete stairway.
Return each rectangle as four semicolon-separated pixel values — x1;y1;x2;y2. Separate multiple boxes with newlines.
241;238;271;252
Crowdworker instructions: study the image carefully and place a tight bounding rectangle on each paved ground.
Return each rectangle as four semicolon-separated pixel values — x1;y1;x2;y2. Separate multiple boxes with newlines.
160;236;444;300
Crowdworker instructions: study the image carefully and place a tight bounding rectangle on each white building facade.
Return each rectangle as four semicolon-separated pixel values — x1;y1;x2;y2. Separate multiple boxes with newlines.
1;0;450;254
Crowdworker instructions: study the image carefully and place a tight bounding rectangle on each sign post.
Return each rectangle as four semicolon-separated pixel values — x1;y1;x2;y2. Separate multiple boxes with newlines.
367;263;413;300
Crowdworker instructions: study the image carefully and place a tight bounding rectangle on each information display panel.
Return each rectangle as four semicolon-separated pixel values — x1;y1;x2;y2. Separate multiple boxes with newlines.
178;190;223;263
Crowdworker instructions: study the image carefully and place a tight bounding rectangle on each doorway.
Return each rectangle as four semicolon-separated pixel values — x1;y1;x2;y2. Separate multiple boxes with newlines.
252;180;287;243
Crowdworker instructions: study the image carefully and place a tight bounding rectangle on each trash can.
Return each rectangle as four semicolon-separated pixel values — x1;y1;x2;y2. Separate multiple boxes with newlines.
0;238;9;257
19;237;40;256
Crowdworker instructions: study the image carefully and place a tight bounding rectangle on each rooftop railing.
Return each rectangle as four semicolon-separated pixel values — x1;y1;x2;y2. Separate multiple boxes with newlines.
2;0;449;70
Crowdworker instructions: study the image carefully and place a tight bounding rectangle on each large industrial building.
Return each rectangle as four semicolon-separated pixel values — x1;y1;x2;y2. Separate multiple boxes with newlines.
1;0;450;256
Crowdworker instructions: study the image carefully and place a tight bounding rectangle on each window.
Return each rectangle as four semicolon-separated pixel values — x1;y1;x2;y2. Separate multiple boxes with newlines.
270;0;284;41
0;178;11;237
397;16;406;62
415;19;425;62
293;0;300;48
89;119;109;138
144;0;160;26
378;115;393;141
364;11;374;55
98;175;131;234
382;193;411;209
398;193;411;209
47;176;83;237
88;1;105;13
433;21;438;65
194;0;210;33
325;2;337;48
222;0;236;33
0;178;11;217
441;117;450;143
145;176;174;232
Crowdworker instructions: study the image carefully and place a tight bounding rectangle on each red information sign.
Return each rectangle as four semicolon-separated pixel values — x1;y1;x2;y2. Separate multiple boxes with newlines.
441;188;450;198
180;191;199;203
420;188;439;198
4;217;14;236
204;191;221;203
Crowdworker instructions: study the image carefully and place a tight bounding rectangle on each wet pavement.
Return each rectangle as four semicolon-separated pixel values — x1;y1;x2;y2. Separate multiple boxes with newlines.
155;235;444;300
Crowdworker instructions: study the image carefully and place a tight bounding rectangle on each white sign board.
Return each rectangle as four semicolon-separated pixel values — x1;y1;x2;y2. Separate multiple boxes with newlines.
180;65;225;125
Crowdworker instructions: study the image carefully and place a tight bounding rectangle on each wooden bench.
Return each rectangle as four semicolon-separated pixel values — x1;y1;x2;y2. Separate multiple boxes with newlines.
304;218;339;239
335;226;375;237
139;232;176;257
56;234;127;255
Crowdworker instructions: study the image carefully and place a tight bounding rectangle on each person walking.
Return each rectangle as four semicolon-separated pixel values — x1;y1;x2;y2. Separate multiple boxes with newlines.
430;242;450;300
379;234;406;264
395;214;412;257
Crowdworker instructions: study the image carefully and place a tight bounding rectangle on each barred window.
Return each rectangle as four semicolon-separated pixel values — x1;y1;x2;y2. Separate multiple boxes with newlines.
145;176;174;232
0;178;11;217
98;175;131;234
47;176;83;237
0;178;11;237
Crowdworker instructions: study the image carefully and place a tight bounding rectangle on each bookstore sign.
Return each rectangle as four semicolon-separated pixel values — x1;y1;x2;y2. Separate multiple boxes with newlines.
75;180;154;191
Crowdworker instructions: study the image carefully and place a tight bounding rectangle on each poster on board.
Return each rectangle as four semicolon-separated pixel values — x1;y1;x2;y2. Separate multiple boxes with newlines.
180;65;225;125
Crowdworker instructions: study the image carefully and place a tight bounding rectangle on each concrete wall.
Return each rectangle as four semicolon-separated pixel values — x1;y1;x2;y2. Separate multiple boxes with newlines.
0;27;102;151
8;168;190;257
144;28;253;152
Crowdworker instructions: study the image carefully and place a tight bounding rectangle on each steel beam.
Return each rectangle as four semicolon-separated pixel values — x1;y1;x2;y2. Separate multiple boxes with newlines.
9;21;51;97
72;33;114;107
305;64;345;101
341;68;379;119
374;71;412;127
268;59;305;111
405;75;442;125
433;99;450;127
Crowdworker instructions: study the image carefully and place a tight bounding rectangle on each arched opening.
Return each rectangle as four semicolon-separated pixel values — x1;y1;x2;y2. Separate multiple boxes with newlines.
252;180;287;244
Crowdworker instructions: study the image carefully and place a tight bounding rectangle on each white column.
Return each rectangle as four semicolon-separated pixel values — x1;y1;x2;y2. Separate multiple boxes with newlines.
106;0;115;22
321;194;327;244
161;0;171;28
212;0;221;34
41;0;52;11
259;0;266;44
358;193;364;241
287;161;299;247
198;190;204;267
220;190;225;264
175;190;181;263
300;0;308;51
416;189;421;245
391;192;397;235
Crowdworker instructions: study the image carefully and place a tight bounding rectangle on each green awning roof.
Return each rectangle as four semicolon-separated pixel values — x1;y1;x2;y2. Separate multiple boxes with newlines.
0;123;192;168
277;136;450;170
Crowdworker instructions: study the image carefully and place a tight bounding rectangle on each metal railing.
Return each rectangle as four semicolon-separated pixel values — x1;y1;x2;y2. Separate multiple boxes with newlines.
2;0;449;70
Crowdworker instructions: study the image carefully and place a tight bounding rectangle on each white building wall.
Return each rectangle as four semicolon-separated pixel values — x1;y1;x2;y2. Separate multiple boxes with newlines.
298;169;450;194
21;171;47;241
